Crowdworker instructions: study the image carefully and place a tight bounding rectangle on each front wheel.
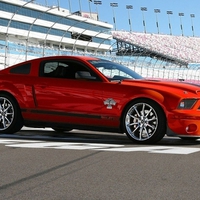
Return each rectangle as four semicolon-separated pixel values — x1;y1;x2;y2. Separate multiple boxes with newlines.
0;94;23;134
179;137;199;141
122;99;166;144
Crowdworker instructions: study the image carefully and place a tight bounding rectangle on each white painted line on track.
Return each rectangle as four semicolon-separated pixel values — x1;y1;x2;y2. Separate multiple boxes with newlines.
99;146;200;154
0;138;200;155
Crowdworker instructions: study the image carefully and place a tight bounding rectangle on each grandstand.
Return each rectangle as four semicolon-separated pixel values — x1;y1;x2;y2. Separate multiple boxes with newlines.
0;0;113;68
0;0;200;82
112;31;200;82
112;31;200;64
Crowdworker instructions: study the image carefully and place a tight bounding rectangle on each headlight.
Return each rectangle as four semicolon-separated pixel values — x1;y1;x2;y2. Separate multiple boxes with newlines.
178;99;197;109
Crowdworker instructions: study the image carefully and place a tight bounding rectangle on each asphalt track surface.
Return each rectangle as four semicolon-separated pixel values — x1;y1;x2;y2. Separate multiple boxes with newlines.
1;127;200;200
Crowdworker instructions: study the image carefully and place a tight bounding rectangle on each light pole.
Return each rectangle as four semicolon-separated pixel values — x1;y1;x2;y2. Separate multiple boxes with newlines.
154;9;160;34
88;0;92;19
179;12;184;36
68;0;71;13
126;5;133;32
141;7;147;33
167;11;173;35
94;0;102;20
110;3;118;31
190;14;195;37
79;0;82;13
57;0;60;10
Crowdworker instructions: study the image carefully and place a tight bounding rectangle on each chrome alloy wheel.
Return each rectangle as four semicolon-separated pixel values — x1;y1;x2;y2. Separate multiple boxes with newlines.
0;97;14;130
125;102;158;141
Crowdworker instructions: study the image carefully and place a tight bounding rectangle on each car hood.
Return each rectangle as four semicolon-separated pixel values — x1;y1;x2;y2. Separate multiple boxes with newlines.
121;79;200;94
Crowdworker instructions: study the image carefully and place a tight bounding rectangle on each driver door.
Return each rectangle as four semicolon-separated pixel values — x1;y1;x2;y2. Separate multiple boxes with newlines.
33;59;105;126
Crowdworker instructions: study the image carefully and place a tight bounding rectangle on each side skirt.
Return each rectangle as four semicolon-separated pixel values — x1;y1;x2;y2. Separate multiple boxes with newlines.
24;120;122;133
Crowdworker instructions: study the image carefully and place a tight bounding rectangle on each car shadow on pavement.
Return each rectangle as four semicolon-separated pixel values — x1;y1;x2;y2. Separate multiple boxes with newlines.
0;128;199;146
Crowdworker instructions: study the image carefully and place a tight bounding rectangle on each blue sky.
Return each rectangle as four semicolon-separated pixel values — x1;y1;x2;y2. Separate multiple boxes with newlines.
37;0;200;37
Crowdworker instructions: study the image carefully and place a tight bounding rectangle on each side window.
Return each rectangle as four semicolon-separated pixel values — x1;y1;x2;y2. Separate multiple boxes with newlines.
40;61;69;78
39;60;101;81
10;63;31;74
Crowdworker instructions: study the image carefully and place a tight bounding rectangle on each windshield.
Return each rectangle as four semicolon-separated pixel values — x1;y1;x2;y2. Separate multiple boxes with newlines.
89;59;143;81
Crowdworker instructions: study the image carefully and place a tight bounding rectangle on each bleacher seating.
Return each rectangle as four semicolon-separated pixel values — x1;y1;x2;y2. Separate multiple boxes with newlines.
112;31;200;64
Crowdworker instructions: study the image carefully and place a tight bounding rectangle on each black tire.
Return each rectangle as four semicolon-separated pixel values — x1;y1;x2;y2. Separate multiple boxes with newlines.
122;99;166;144
179;137;199;141
52;127;72;132
0;93;23;134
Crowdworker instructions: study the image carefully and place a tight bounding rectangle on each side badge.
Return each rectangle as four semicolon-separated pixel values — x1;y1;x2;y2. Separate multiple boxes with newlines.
104;98;116;109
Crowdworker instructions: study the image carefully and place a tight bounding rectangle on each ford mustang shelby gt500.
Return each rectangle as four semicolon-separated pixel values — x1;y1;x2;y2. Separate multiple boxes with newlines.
0;56;200;144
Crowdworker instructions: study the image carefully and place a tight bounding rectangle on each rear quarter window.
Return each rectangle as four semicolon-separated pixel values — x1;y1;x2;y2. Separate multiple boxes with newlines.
10;63;31;74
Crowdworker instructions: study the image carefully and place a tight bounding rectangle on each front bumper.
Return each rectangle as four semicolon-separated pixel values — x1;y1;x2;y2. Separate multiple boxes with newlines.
167;111;200;136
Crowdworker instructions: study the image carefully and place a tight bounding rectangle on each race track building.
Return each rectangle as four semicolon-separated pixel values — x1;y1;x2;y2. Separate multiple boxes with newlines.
0;0;113;69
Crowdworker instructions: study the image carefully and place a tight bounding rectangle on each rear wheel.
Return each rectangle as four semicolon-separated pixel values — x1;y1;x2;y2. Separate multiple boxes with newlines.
0;94;23;134
122;99;166;144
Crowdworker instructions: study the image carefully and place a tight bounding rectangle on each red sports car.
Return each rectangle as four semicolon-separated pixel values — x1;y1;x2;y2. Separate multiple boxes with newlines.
0;56;200;144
